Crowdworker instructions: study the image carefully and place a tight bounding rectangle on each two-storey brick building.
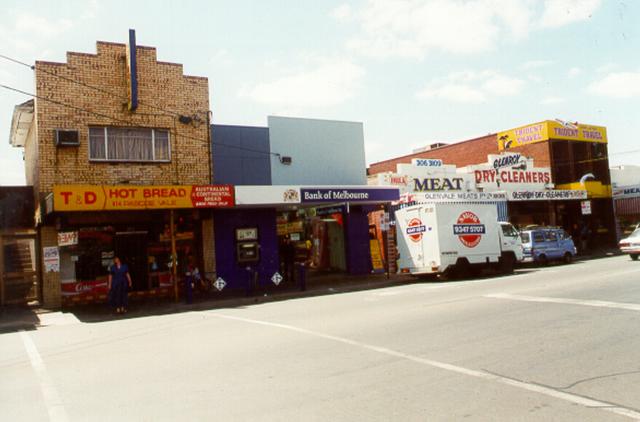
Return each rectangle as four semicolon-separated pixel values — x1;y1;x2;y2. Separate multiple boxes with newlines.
369;120;616;250
9;33;226;308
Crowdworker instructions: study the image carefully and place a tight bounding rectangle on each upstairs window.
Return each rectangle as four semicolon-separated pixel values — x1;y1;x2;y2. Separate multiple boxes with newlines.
89;127;170;162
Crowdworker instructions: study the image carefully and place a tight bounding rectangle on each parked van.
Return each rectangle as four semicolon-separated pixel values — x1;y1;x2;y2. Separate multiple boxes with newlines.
519;227;576;264
395;203;523;277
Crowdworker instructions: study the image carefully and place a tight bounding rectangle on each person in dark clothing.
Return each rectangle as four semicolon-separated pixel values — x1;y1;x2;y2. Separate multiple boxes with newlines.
108;256;132;314
281;235;296;283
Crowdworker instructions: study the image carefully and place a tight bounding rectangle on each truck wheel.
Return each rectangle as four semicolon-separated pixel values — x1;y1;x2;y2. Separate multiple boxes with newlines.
538;255;548;266
454;259;471;279
500;253;515;274
563;253;573;264
631;254;639;261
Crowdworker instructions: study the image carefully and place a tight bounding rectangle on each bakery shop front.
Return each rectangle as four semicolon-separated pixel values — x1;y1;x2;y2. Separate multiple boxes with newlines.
49;184;233;305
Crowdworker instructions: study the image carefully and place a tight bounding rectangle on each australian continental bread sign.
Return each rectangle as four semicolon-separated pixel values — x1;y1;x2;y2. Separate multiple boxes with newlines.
53;185;234;211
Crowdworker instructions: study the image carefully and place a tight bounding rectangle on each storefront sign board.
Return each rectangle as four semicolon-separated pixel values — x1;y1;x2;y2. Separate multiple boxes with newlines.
400;192;507;204
53;185;234;211
235;186;301;205
613;185;640;199
412;158;443;167
498;120;607;151
508;190;588;201
581;200;592;215
300;188;399;203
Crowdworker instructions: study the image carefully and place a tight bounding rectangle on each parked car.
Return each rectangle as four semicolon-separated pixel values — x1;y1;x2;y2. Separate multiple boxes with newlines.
618;227;640;261
520;227;577;265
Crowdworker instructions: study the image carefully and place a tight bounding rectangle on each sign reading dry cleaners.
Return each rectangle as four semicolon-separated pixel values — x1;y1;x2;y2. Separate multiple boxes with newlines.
300;188;399;203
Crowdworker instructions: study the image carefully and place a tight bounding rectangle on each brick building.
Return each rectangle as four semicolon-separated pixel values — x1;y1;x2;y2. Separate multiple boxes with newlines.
369;120;616;250
9;33;226;308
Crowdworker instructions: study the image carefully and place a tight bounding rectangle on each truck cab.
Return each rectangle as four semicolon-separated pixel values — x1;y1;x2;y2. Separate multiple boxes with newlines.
498;222;524;263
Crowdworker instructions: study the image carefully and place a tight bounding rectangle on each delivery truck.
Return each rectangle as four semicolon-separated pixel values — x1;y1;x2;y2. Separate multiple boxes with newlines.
395;203;523;277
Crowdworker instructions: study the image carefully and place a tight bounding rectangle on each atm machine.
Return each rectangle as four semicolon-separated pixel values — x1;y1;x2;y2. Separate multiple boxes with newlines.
236;227;260;264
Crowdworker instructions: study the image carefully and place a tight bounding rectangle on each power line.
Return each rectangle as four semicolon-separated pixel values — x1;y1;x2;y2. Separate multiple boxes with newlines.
1;52;282;157
0;53;182;118
0;84;278;157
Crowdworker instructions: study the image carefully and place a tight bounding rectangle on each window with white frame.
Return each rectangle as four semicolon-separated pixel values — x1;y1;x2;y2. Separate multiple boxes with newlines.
89;127;170;162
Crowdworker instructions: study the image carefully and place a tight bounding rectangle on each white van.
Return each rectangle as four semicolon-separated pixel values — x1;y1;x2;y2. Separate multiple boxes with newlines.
395;203;523;277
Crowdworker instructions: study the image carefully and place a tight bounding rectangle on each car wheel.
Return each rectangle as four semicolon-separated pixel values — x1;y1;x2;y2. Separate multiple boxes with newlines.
631;254;639;261
538;254;548;266
563;252;573;264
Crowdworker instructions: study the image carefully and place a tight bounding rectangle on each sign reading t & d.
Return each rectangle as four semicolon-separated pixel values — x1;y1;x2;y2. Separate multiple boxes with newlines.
53;185;234;211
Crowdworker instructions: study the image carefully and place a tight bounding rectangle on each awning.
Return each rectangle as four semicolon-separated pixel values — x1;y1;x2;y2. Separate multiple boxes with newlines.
234;185;400;207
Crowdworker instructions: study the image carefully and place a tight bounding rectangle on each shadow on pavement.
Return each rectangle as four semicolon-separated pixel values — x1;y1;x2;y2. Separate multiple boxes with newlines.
59;273;422;324
0;305;41;333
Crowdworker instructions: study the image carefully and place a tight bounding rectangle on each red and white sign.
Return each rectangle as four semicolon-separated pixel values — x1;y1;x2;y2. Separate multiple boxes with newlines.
58;231;78;246
453;211;486;248
191;185;234;207
474;169;551;185
406;218;427;242
61;277;108;297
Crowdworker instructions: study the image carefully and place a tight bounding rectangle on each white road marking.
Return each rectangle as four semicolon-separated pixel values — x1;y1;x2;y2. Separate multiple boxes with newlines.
485;293;640;312
208;312;640;420
19;331;69;422
38;312;80;327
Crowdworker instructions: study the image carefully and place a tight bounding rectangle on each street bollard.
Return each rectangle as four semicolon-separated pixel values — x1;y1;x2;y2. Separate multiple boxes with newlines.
245;266;254;297
298;262;306;291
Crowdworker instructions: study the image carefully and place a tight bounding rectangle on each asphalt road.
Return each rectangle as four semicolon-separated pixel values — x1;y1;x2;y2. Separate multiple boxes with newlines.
2;255;640;421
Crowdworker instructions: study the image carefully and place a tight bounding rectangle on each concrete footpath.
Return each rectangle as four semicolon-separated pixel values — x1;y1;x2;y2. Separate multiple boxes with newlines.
0;249;621;332
0;271;415;331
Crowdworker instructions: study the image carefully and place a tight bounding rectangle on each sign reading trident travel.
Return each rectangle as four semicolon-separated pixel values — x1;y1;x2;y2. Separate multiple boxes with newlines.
53;185;234;211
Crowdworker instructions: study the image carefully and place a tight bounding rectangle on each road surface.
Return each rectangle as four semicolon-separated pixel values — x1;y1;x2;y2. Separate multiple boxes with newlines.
2;255;640;421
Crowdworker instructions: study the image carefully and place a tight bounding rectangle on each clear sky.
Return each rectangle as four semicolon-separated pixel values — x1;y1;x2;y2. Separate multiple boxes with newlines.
1;0;639;185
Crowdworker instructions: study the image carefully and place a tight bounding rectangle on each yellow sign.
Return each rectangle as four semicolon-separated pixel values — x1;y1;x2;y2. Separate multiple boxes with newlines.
369;239;385;272
498;121;607;150
53;184;234;211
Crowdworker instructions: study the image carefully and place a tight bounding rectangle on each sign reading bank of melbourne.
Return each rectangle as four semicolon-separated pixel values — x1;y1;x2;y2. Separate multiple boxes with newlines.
300;187;399;203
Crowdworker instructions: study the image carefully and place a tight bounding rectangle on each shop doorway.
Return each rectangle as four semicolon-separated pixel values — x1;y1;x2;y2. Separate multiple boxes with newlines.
1;233;38;305
326;220;346;271
115;232;148;291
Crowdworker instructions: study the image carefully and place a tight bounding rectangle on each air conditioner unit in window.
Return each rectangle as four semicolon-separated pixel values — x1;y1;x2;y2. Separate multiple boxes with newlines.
55;129;80;147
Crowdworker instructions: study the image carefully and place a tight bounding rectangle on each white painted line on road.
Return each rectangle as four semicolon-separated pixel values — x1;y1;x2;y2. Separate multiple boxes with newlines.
38;312;80;327
485;293;640;312
208;312;640;420
19;331;69;422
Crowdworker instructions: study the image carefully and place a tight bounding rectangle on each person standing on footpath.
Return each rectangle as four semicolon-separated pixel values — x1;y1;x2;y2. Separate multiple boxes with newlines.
108;256;132;314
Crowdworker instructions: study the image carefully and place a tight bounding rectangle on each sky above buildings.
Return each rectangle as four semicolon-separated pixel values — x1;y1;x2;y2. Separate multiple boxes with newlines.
1;0;639;185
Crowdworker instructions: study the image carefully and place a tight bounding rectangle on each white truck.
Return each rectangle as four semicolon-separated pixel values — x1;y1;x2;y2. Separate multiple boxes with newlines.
395;203;523;277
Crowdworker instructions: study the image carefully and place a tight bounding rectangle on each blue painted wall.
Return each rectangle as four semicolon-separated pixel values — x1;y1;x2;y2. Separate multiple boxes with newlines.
344;206;372;275
211;125;271;185
213;208;279;289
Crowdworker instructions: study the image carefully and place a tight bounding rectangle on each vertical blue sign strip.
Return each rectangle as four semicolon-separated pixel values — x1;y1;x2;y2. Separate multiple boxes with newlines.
128;29;138;111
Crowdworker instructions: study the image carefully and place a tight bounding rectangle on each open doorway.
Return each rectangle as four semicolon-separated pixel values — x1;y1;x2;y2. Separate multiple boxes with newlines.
114;232;148;291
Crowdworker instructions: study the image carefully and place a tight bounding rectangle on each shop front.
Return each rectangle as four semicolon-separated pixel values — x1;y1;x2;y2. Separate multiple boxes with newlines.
213;186;399;292
49;184;233;305
613;185;640;238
